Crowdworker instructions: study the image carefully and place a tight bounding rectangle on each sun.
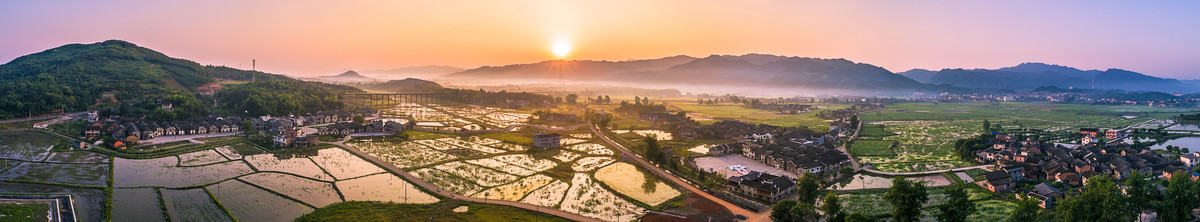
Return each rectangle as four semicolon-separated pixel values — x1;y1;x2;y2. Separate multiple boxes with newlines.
552;39;571;58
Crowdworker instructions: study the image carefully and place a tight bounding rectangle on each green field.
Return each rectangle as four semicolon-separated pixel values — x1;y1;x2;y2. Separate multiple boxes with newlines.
849;140;895;156
666;101;848;133
837;185;1012;221
855;102;1195;173
0;203;51;222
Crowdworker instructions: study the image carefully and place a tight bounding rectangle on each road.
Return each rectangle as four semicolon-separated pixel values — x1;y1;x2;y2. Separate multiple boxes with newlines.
587;123;770;222
0;111;88;124
333;142;605;222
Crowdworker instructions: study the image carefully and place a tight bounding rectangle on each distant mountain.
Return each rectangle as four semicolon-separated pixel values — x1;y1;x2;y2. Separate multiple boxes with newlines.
896;69;938;83
0;40;360;119
311;70;377;84
361;65;464;80
448;55;697;81
448;54;924;90
360;78;445;93
926;63;1198;92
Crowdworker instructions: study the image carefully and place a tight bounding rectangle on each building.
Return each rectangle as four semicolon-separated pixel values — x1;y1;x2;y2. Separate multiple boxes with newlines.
273;128;319;148
1182;152;1200;169
983;170;1014;192
1104;129;1126;140
727;171;795;202
1079;128;1100;137
533;133;561;149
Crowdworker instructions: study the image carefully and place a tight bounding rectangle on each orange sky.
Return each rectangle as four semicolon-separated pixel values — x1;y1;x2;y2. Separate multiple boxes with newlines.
2;1;1200;78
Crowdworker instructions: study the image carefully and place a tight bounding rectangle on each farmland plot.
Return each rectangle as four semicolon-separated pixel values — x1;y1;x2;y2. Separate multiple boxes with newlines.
564;143;614;156
161;188;233;222
465;158;538;176
435;138;506;154
0;162;109;186
243;154;334;181
112;188;167;222
572;157;616;172
560;173;643;222
335;173;439;204
433;161;519;187
559;138;587;145
43;151;109;163
489;143;528;152
471;174;555;201
308;148;385;180
553;150;581;162
594;163;681;206
0;132;57;161
213;143;264;160
463;136;503;146
177;150;228;166
208;180;313;222
492;154;558;172
613;130;672;141
520;180;569;207
352;141;457;169
113;156;254;188
240;172;343;208
411;168;485;196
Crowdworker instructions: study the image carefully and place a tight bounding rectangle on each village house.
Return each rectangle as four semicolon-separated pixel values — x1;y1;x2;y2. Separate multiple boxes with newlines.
727;171;795;202
983;170;1014;192
533;133;562;149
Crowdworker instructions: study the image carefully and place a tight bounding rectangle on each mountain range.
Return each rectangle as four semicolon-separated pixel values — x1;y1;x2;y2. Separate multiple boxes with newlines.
897;63;1199;92
361;65;464;80
447;54;925;90
310;70;377;84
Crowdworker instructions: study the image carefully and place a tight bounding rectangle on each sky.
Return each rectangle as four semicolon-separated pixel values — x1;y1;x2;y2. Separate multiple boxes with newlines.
2;1;1199;78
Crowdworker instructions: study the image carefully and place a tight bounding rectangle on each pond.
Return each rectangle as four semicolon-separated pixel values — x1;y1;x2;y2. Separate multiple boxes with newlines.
1148;137;1200;151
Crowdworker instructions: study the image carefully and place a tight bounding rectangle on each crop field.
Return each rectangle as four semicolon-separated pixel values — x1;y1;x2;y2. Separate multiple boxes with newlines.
572;157;616;172
43;151;109;164
560;173;644;222
308;148;386;180
112;188;167;222
385;102;532;131
520;180;571;207
612;130;673;141
594;162;681;206
244;153;335;181
113;156;255;188
852;102;1189;172
334;173;439;204
177;150;228;166
472;174;555;201
667;102;849;133
433;161;520;187
837;185;1013;220
208;179;315;222
350;140;457;169
0;162;109;186
828;173;954;191
848;140;895;156
241;172;344;208
161;188;233;222
412;168;487;195
0;132;58;161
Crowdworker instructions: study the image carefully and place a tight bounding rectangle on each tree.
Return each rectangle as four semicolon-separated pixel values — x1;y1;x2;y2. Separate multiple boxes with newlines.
772;200;798;222
1156;172;1199;222
982;119;991;133
822;193;845;222
1056;175;1132;222
884;177;928;222
634;96;641;105
790;203;817;222
603;95;610;103
934;186;975;222
1124;172;1158;216
797;172;821;204
353;115;366;124
565;94;578;104
844;213;873;222
642;97;650;105
1008;198;1041;222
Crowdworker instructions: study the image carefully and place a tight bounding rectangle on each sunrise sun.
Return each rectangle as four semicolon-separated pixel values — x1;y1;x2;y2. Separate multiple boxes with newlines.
552;39;571;58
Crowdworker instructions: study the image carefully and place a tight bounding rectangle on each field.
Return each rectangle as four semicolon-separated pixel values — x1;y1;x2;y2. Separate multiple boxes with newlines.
112;188;167;221
855;102;1192;173
848;140;895;156
161;188;233;222
836;185;1011;221
241;172;344;208
208;179;314;222
594;162;682;206
335;173;439;204
0;202;51;222
667;102;849;133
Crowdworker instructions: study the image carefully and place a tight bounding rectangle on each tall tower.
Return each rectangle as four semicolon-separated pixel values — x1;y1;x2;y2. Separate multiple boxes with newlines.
252;59;256;83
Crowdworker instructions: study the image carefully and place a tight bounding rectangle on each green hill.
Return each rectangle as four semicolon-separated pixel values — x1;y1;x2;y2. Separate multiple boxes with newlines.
0;40;362;119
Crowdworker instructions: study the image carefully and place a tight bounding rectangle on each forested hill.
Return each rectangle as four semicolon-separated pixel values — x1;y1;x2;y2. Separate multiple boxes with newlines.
0;40;361;120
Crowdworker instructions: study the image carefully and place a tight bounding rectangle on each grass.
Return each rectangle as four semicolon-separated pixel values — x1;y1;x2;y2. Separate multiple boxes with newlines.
0;203;51;222
849;140;896;156
858;124;894;139
294;200;571;222
477;132;533;145
665;101;847;132
408;130;455;140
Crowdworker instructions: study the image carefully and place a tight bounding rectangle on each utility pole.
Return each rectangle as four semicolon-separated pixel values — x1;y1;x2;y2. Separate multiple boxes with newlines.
251;59;256;83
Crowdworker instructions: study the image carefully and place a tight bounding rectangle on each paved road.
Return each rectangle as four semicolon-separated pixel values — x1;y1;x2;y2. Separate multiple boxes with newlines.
333;142;605;222
588;123;770;222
